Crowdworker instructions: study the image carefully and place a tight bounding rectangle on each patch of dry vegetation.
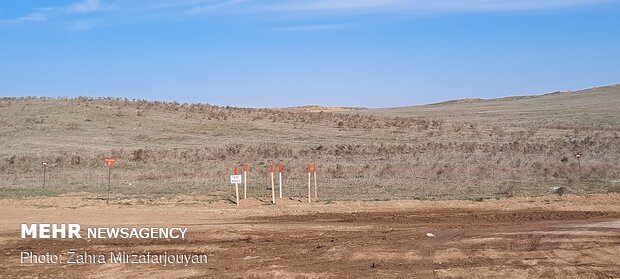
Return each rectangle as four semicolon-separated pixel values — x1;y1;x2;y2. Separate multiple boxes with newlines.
0;86;619;200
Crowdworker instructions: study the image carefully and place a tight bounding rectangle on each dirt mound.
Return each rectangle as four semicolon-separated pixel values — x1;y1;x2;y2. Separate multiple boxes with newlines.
254;210;619;224
239;197;264;206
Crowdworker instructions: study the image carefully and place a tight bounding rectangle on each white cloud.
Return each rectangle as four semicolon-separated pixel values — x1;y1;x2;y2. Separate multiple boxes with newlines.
1;0;106;25
274;23;351;31
186;0;249;14
266;0;612;12
66;0;105;13
276;0;404;10
0;12;48;23
73;22;92;30
413;0;612;11
1;0;614;27
291;0;407;10
17;12;48;22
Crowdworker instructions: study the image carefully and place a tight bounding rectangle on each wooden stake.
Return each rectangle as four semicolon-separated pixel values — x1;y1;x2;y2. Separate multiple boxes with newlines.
104;158;116;205
235;183;240;206
307;164;312;203
313;163;317;200
576;154;582;180
278;164;283;199
233;165;240;206
42;162;47;189
271;172;276;204
278;173;282;199
107;165;111;205
270;164;275;204
243;163;248;199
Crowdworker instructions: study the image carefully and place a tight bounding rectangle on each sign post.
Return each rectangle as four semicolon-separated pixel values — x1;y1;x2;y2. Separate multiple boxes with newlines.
232;165;240;206
307;164;312;203
42;162;47;189
313;163;318;200
104;158;116;205
576;153;582;180
278;164;283;199
243;163;248;199
270;164;276;204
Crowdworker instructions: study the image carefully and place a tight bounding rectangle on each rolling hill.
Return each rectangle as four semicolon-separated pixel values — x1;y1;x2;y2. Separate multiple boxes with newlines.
0;85;618;200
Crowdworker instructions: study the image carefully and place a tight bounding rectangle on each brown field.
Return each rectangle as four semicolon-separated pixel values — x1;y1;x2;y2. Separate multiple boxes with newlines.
1;193;619;278
1;85;619;200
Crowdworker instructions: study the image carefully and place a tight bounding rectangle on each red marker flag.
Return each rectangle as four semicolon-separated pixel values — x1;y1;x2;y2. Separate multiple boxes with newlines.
278;164;283;173
105;158;116;167
233;165;238;175
270;164;275;173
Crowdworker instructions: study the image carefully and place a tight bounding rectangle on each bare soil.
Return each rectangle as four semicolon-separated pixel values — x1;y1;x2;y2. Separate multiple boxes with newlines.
1;194;619;278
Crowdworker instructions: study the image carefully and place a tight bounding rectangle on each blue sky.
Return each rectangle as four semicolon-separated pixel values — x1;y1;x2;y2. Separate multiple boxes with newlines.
1;0;619;107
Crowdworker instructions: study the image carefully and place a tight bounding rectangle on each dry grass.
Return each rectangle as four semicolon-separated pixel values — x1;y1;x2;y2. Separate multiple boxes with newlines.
1;85;619;200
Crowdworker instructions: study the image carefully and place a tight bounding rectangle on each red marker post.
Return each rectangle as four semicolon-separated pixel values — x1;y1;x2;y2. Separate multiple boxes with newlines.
278;164;283;199
313;163;318;200
243;163;248;199
229;165;242;206
42;162;47;189
270;164;276;204
104;158;116;205
233;165;240;206
575;153;582;180
307;164;312;203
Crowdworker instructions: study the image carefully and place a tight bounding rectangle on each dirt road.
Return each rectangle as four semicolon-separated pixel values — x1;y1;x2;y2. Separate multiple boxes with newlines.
1;194;619;278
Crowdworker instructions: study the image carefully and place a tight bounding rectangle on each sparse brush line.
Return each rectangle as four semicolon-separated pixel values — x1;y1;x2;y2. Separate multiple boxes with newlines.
1;87;619;200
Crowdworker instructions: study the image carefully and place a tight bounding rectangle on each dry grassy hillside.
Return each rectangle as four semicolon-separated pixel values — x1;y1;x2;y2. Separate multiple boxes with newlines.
0;85;618;201
370;84;620;129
